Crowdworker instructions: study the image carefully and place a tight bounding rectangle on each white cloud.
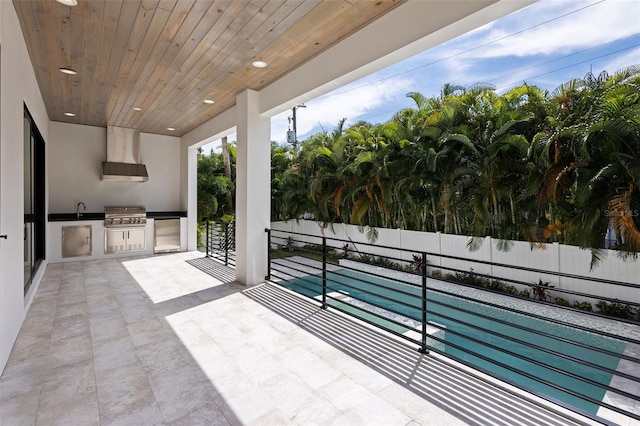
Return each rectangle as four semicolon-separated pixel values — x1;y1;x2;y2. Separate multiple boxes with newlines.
271;76;413;143
601;46;640;72
443;0;639;59
208;0;639;148
401;0;640;93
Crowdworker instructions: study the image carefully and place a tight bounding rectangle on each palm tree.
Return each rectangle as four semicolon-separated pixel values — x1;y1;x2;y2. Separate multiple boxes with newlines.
532;67;640;264
269;71;640;261
197;152;234;221
570;67;640;257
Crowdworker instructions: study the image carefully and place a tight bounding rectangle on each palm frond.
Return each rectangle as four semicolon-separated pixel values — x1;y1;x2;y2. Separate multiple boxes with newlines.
607;185;640;251
466;236;484;252
588;248;607;271
365;226;379;244
441;133;478;154
350;198;371;224
495;238;514;252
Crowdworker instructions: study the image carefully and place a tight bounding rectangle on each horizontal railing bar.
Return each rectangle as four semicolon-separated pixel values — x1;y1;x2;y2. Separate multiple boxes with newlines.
425;286;640;365
271;275;422;341
325;268;421;304
423;331;638;423
325;299;421;345
321;278;421;321
265;275;635;424
273;239;640;316
296;289;633;424
269;272;420;345
267;228;640;423
275;257;640;383
328;298;421;342
269;229;640;289
254;284;426;363
271;262;424;318
275;251;640;347
336;262;422;288
450;268;640;309
271;267;422;322
427;279;640;347
272;251;640;347
422;301;640;394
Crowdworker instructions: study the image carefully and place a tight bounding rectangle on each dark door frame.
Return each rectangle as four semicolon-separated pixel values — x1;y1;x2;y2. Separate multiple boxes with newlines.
24;105;45;294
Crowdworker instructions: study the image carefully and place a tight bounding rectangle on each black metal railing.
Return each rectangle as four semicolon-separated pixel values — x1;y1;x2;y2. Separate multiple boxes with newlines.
266;228;640;424
205;219;236;267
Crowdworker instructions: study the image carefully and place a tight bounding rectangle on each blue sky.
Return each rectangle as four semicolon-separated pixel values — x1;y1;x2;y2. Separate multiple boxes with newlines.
206;0;640;151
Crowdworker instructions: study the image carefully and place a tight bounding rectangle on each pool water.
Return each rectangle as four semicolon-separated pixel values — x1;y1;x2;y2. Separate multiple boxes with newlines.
280;268;626;415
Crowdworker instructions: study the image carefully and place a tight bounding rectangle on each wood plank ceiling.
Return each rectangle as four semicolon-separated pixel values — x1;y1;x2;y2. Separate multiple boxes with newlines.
13;0;404;136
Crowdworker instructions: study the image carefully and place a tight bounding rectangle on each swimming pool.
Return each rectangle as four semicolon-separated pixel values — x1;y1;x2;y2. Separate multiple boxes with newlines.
279;267;626;415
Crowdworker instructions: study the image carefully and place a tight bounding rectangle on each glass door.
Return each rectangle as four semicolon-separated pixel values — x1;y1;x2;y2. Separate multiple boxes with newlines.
23;108;45;294
24;114;34;287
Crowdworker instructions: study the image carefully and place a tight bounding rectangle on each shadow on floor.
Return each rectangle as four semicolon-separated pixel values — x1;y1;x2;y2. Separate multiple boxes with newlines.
1;256;245;426
186;256;236;283
244;283;593;426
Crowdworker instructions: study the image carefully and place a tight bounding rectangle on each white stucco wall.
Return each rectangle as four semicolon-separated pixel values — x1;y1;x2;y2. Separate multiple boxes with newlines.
271;220;640;304
0;1;50;374
48;122;181;213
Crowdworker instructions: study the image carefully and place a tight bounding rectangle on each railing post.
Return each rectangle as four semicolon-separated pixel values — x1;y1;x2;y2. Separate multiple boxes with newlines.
321;236;327;309
224;222;229;266
232;220;236;251
419;251;429;354
205;218;210;257
265;228;271;280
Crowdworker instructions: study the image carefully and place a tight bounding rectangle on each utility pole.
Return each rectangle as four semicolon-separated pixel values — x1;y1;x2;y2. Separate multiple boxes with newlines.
287;104;306;155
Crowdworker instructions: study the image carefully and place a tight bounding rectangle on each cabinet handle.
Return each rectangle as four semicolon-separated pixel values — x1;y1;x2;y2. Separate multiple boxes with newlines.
0;235;7;239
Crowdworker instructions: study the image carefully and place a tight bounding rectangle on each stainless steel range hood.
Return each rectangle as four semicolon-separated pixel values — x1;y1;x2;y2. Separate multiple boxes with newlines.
101;126;149;182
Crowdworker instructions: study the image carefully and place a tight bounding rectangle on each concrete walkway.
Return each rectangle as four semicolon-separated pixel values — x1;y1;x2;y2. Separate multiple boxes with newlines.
0;252;605;425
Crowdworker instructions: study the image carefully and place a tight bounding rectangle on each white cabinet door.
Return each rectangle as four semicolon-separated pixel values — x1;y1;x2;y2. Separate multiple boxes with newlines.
105;229;127;254
105;228;145;254
126;228;145;252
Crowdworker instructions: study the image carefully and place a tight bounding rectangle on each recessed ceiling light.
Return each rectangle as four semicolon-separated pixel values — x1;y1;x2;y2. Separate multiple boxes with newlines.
252;60;267;68
59;67;77;75
203;99;215;104
167;127;175;131
133;107;142;111
55;0;78;6
64;112;76;117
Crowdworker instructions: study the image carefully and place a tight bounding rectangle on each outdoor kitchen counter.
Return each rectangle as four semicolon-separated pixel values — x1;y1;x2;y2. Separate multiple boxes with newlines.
48;212;105;221
146;211;187;219
48;211;186;221
47;214;188;262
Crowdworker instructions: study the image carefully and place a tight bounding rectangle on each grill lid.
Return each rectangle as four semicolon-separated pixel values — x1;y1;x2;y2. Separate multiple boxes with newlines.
104;206;146;217
104;206;147;227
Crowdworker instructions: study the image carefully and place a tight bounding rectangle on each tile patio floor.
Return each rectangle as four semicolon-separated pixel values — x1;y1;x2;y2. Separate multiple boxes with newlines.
0;252;614;425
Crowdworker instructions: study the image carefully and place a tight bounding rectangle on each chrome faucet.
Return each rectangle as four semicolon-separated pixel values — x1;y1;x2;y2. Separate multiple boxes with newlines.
77;202;87;219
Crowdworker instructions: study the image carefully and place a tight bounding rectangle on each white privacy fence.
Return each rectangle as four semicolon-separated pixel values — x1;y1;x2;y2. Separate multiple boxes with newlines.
271;220;640;305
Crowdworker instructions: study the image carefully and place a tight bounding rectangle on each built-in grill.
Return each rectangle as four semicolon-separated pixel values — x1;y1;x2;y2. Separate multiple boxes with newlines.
104;206;147;254
104;206;147;228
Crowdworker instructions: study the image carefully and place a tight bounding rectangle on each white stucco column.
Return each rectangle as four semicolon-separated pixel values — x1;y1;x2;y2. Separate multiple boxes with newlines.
184;145;198;251
235;89;270;285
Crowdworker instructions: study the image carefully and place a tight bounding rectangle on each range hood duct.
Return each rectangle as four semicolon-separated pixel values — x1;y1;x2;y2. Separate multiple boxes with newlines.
101;126;148;182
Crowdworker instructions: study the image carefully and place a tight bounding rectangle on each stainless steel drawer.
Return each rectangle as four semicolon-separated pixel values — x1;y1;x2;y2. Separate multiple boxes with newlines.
62;225;92;258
